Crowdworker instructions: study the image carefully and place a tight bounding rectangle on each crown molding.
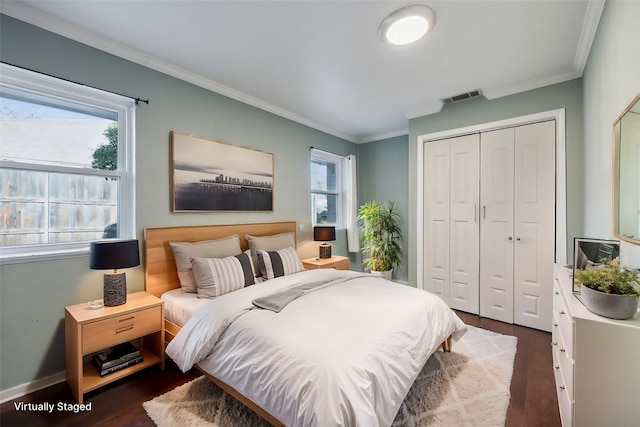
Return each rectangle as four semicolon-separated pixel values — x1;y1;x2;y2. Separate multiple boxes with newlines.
573;0;605;76
404;102;444;121
483;69;581;100
357;128;409;144
0;2;360;143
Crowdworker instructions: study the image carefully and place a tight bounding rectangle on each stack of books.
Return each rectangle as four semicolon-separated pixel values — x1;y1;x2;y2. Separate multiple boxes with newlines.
92;342;143;377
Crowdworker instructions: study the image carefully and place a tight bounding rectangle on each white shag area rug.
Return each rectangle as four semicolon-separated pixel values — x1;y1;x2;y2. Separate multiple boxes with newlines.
144;325;517;427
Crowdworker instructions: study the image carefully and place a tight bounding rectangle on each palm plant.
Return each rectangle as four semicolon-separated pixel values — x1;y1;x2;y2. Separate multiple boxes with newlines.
357;201;404;273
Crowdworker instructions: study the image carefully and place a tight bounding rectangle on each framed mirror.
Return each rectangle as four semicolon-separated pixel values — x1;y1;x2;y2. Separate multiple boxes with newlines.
613;92;640;244
572;237;620;293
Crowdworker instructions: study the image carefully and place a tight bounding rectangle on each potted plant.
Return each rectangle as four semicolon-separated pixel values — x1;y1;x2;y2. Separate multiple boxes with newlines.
357;201;404;280
573;257;640;319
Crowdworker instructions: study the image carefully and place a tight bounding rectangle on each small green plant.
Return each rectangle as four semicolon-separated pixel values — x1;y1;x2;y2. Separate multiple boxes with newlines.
357;201;404;272
574;257;640;296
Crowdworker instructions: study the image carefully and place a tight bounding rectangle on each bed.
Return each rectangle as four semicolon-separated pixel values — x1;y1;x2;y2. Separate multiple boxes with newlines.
145;222;466;427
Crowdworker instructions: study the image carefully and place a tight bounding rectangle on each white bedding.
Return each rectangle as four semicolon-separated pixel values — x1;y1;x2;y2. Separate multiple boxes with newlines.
166;269;467;427
161;288;207;326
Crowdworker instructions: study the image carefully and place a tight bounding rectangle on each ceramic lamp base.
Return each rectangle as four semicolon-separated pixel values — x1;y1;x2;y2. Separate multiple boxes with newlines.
319;243;332;259
104;272;127;306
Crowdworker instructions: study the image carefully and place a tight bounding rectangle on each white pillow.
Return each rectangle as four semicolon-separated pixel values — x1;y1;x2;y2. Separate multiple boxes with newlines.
257;246;304;280
190;252;256;298
169;235;242;292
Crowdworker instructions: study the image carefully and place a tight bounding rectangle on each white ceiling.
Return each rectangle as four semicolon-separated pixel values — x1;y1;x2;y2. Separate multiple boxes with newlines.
2;1;604;143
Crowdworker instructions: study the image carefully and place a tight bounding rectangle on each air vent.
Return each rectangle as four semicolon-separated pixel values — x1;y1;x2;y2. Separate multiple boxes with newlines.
441;89;482;105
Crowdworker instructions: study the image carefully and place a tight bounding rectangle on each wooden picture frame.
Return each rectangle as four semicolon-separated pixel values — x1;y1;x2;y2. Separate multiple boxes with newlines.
171;131;273;212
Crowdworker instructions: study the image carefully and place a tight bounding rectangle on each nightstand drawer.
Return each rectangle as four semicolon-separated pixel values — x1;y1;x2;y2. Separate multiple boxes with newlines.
82;306;162;354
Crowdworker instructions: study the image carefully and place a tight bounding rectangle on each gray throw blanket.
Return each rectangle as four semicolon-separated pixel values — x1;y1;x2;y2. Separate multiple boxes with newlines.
252;274;371;313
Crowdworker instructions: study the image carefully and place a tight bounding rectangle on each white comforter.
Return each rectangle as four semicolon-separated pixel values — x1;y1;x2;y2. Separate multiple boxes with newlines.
166;269;467;427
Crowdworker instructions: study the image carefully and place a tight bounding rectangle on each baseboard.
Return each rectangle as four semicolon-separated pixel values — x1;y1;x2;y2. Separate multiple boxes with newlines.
0;371;66;404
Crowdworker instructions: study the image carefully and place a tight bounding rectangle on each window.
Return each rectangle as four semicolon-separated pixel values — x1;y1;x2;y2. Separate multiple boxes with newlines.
0;64;135;263
310;149;346;227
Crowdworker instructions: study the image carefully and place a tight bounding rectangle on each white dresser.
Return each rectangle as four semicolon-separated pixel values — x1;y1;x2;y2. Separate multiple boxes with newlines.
552;264;640;427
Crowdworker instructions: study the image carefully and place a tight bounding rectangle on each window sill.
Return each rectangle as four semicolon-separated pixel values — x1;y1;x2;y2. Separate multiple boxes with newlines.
0;246;90;265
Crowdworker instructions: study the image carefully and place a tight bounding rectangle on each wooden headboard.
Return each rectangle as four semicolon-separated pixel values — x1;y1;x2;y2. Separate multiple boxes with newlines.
144;221;297;298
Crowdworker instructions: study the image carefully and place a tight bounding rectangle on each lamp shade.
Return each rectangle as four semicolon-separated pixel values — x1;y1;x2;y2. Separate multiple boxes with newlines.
90;240;140;270
313;226;336;242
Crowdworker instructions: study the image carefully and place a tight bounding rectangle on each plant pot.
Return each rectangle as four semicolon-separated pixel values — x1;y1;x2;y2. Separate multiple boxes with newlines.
371;269;392;281
580;284;639;320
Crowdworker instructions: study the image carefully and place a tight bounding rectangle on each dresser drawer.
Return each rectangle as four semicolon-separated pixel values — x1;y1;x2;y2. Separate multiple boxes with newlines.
552;334;574;399
82;306;162;354
553;280;574;358
557;376;574;427
552;346;574;426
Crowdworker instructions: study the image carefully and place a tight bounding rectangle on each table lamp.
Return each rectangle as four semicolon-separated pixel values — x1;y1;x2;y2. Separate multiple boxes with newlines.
313;226;336;259
90;239;140;306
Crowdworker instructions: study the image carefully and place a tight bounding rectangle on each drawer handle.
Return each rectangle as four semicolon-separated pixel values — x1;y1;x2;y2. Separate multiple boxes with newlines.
116;325;134;334
555;291;559;295
555;365;560;370
559;385;566;391
559;310;566;315
552;341;558;346
119;316;135;322
553;323;558;327
560;347;566;353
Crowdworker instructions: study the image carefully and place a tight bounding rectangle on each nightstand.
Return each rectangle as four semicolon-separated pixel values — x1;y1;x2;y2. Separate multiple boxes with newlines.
302;255;350;270
65;291;164;403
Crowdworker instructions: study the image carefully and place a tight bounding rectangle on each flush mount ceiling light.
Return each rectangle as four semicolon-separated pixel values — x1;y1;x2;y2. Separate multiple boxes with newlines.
379;5;437;46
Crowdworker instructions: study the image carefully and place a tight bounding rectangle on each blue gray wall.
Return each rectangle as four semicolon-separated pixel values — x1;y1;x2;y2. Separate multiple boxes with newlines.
582;0;640;268
0;15;357;391
357;135;409;282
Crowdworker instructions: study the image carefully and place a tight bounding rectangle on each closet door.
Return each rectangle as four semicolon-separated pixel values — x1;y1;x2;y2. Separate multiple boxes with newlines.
513;121;555;330
449;135;479;313
423;139;450;300
480;128;515;324
423;134;479;313
480;121;556;331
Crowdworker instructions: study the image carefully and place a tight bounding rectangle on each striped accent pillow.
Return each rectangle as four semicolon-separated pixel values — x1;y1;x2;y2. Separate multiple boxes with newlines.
257;246;304;280
246;232;296;277
169;235;242;293
190;252;256;298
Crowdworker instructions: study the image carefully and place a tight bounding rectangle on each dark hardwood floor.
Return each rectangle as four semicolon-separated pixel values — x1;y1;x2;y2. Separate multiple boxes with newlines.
1;312;561;426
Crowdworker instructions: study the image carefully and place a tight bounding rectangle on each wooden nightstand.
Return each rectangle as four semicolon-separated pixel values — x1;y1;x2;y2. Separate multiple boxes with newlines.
65;291;164;403
302;255;350;270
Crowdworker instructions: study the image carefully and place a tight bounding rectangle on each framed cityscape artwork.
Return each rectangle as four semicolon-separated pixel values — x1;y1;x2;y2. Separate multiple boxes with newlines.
171;131;273;211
